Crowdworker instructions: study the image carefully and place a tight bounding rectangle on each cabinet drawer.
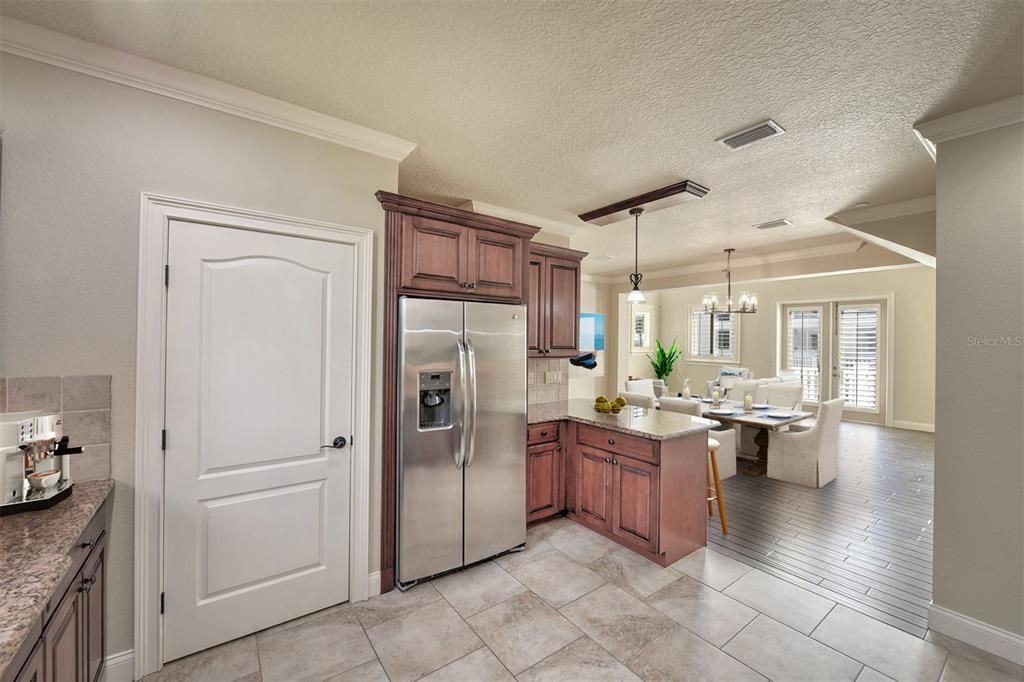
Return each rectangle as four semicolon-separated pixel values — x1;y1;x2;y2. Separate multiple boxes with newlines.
527;422;561;445
576;424;658;464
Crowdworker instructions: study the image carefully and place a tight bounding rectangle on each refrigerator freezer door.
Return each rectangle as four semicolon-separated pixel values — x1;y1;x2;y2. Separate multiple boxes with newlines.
398;298;466;584
463;302;528;565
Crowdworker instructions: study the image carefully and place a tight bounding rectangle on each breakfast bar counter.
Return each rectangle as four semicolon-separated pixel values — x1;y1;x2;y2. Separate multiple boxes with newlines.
526;400;719;566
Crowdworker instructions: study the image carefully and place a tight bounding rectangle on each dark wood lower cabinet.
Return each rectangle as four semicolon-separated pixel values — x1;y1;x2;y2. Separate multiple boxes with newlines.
612;455;660;553
8;501;110;682
576;446;614;530
526;441;561;523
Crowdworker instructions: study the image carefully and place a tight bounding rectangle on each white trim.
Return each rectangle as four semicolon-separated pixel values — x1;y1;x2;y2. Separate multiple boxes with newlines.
458;200;579;237
0;17;416;161
828;196;935;226
101;650;135;682
133;194;374;679
368;571;382;598
914;95;1024;158
893;420;935;433
685;305;741;364
929;604;1024;666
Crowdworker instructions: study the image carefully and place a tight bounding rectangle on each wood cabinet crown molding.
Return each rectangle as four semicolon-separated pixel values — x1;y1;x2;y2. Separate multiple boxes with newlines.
376;191;542;239
529;242;588;261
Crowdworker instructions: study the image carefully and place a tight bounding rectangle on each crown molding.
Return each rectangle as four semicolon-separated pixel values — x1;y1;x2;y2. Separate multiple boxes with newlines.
827;196;935;226
913;95;1024;160
458;200;579;237
0;17;417;161
581;272;616;285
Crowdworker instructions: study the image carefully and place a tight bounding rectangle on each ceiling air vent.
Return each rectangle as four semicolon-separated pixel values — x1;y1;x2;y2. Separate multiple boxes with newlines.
753;218;793;230
717;120;786;150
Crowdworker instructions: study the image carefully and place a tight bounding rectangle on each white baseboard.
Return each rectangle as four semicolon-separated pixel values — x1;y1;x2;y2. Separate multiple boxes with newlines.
893;420;935;433
102;650;135;682
929;604;1024;665
368;571;382;598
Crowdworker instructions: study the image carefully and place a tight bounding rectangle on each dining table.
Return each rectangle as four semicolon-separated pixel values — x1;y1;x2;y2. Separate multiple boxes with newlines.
696;398;814;476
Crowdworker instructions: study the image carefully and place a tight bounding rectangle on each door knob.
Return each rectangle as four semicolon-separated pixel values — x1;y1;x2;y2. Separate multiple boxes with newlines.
323;436;347;449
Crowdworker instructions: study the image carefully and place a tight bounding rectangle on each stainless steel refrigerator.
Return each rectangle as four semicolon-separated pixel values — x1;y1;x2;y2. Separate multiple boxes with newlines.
398;297;527;586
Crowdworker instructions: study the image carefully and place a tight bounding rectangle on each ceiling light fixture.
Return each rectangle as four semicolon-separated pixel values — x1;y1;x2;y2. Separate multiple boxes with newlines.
626;207;646;303
702;248;757;314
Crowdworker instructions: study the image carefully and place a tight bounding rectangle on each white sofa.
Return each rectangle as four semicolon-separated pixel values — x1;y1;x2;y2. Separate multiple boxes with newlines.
767;398;844;488
658;396;737;479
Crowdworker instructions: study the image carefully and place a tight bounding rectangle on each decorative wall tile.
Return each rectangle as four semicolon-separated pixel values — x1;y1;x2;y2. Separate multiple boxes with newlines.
62;409;111;446
74;444;111;481
7;376;62;412
62;375;112;411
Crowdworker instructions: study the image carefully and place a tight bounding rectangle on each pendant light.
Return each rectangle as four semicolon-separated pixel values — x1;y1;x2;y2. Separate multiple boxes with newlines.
702;248;757;314
626;207;646;303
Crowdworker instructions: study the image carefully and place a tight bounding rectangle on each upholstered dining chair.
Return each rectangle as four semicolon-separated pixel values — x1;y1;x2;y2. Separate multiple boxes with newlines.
624;378;658;398
659;397;737;480
765;382;804;411
767;398;844;488
620;391;657;408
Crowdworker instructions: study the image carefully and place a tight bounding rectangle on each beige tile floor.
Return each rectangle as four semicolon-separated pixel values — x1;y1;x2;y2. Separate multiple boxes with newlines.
147;519;1023;682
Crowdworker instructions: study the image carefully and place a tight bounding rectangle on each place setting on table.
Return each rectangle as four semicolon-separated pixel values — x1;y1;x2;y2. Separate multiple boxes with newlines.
689;388;814;476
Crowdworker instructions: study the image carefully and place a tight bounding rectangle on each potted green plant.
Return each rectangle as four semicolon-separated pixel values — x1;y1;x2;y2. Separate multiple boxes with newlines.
648;339;681;383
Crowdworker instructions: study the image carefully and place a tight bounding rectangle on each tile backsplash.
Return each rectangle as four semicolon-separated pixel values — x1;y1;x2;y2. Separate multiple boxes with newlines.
527;358;570;405
0;375;112;482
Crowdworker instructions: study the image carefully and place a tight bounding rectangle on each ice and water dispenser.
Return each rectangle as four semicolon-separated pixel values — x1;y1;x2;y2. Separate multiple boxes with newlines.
418;371;452;429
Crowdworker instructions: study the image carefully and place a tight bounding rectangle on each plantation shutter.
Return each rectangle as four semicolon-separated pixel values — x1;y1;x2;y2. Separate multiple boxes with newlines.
786;307;821;402
837;304;880;409
688;310;737;360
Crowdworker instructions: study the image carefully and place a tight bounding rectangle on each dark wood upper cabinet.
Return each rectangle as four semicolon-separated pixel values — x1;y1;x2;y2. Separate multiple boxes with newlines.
469;229;522;299
527;244;586;358
399;215;469;295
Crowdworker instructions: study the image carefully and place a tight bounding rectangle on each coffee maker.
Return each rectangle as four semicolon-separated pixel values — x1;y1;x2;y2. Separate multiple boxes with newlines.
0;410;84;515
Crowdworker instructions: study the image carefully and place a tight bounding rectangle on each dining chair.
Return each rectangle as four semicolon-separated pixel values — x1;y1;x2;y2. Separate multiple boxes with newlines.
767;398;844;487
659;396;737;481
620;391;657;408
765;382;804;411
624;378;658;398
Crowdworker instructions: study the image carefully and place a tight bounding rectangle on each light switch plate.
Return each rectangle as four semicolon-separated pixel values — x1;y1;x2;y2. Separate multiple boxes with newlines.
545;371;561;384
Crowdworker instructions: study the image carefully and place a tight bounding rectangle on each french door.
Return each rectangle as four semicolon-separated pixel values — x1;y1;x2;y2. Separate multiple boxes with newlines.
781;299;887;424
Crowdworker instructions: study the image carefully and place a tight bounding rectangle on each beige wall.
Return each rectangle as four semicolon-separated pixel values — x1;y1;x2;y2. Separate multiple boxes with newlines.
0;56;399;655
610;266;936;427
932;122;1023;637
568;277;612;399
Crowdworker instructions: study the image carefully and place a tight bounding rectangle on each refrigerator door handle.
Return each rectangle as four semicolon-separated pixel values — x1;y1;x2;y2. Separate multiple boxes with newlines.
465;339;479;467
456;339;468;469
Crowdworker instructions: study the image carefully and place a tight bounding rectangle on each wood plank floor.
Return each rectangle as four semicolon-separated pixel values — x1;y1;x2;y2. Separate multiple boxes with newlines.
708;421;935;638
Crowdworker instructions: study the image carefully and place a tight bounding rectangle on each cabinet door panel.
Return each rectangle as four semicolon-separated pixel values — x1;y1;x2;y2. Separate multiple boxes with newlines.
470;230;522;299
545;257;580;356
83;541;106;682
527;442;561;522
399;216;468;294
45;587;82;682
576;446;613;529
612;455;660;553
526;255;546;356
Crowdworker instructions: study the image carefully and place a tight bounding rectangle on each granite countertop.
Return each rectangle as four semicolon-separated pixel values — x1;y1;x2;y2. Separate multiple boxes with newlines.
0;479;114;677
528;399;719;440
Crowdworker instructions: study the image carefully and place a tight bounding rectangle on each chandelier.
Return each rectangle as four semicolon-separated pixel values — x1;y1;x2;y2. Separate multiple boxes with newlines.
702;248;757;314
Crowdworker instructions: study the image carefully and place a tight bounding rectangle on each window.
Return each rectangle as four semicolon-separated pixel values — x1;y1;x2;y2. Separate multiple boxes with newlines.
632;309;651;352
687;308;738;361
837;304;880;410
785;307;822;402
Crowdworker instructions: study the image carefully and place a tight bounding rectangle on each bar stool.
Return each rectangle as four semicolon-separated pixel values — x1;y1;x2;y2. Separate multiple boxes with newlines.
707;438;729;534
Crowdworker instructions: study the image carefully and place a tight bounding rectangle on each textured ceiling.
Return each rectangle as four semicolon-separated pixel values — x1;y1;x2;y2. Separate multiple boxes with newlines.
2;0;1021;274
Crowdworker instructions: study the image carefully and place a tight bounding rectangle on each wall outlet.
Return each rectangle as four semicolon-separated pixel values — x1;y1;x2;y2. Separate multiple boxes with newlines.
545;371;561;384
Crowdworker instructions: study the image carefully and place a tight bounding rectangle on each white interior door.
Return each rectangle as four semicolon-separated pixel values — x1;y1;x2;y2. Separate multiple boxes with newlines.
163;219;355;661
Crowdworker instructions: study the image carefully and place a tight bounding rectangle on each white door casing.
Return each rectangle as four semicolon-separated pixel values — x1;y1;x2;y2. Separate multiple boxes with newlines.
134;195;373;677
